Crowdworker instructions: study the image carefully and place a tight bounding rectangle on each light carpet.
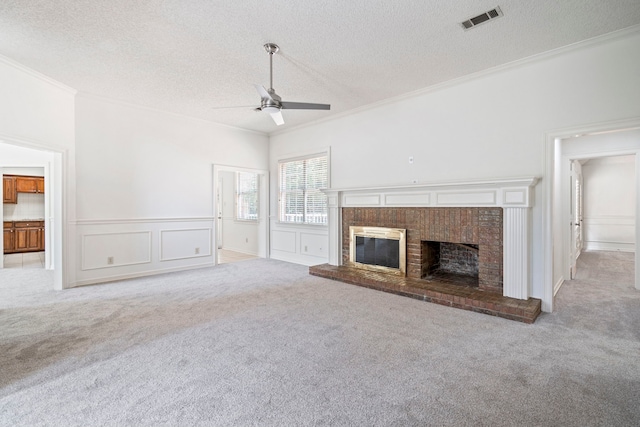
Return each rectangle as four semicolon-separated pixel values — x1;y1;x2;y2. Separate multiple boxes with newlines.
1;252;639;426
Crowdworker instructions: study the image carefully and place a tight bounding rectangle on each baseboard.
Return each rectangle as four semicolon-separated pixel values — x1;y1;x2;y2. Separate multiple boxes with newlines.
270;251;327;267
68;262;215;288
584;242;635;252
220;246;258;256
553;276;565;296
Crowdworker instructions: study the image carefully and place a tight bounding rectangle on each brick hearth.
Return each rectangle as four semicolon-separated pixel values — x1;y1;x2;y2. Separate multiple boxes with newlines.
310;206;541;323
309;263;541;323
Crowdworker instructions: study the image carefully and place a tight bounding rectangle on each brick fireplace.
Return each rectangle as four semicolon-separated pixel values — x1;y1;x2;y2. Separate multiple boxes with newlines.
342;207;503;292
309;178;542;323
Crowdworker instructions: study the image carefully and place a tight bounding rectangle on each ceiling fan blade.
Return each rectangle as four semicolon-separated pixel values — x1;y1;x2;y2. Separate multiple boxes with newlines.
269;109;284;126
254;84;274;101
211;105;259;110
280;101;330;110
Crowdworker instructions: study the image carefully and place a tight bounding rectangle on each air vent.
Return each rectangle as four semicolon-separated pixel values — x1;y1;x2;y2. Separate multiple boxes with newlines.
461;6;503;30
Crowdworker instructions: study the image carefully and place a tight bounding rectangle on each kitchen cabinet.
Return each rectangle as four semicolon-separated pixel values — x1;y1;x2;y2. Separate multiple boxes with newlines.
3;222;15;252
36;177;45;193
3;176;17;203
16;176;44;194
3;220;44;253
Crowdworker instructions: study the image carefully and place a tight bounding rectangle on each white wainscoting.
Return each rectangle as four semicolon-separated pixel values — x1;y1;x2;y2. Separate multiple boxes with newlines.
82;231;151;270
584;215;635;252
220;217;260;255
74;217;214;287
160;228;212;261
270;218;329;266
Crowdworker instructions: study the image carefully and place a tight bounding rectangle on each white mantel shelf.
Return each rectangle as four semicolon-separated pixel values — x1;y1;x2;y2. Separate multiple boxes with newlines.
322;177;540;301
323;177;539;209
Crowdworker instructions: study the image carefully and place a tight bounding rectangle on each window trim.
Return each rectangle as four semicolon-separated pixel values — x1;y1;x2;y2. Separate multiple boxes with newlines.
277;148;331;226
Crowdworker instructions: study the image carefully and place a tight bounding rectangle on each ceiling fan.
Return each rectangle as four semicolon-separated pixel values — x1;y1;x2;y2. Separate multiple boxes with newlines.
251;43;330;126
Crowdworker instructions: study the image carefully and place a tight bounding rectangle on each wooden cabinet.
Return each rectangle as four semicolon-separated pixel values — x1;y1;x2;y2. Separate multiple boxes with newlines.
36;177;45;193
3;221;44;254
3;222;15;252
16;176;44;194
3;176;17;203
3;175;44;203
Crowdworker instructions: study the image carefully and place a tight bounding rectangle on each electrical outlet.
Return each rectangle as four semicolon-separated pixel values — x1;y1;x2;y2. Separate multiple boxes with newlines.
195;247;200;254
107;256;114;265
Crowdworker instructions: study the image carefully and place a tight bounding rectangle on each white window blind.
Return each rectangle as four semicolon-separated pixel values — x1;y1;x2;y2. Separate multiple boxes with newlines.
278;154;328;225
236;172;259;221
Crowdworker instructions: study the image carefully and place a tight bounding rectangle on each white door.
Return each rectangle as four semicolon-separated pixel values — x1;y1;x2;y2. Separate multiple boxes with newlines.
216;173;223;250
569;160;584;279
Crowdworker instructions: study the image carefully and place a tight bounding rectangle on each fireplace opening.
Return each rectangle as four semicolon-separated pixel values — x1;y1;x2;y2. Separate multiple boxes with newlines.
355;236;399;269
349;226;406;276
422;241;479;287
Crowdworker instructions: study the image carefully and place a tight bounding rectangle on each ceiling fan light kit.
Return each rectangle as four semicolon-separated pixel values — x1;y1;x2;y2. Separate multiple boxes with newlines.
253;43;330;126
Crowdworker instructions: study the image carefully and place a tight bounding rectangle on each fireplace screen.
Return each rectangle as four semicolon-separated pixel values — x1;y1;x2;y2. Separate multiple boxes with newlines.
349;226;406;276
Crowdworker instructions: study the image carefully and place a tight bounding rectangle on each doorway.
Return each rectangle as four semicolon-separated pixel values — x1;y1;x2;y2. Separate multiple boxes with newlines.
213;165;269;265
565;154;636;280
3;167;46;269
0;140;66;290
545;122;640;312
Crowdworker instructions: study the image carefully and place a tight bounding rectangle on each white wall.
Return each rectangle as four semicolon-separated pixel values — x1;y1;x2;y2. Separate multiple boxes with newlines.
269;29;640;308
582;155;636;251
0;55;73;281
73;94;268;286
219;170;260;255
0;56;75;149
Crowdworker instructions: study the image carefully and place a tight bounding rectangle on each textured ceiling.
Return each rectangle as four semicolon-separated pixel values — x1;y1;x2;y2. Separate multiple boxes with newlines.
1;1;639;134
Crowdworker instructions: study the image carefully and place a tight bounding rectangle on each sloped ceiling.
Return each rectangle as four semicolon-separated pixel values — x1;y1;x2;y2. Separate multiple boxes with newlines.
0;1;639;134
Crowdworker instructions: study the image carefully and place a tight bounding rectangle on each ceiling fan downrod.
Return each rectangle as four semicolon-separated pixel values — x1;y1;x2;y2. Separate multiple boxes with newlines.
264;43;279;92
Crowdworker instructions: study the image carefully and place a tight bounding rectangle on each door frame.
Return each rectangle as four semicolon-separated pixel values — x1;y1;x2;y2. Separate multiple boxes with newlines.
0;134;71;290
212;164;269;265
543;116;640;312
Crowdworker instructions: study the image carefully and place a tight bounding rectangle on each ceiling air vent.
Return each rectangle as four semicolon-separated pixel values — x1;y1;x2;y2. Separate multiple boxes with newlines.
461;6;503;30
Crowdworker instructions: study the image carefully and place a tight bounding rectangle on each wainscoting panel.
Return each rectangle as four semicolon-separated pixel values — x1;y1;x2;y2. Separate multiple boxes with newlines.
74;218;215;287
584;215;635;252
271;230;297;253
160;228;212;261
270;219;329;266
300;232;328;258
82;231;151;270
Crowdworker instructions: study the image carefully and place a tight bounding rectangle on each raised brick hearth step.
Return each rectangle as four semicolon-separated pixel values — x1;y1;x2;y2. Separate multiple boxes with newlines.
309;264;541;323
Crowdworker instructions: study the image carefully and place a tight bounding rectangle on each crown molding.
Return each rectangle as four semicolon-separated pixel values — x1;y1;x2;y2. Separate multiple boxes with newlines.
271;24;640;137
75;92;268;137
0;54;77;95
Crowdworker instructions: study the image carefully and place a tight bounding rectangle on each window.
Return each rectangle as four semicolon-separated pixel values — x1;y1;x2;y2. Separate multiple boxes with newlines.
278;153;328;225
236;172;259;221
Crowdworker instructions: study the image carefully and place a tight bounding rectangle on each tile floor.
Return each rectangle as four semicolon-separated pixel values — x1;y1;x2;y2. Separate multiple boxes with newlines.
217;249;258;264
3;252;45;269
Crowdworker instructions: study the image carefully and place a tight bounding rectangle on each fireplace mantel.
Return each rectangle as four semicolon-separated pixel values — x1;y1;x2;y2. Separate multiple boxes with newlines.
322;177;539;300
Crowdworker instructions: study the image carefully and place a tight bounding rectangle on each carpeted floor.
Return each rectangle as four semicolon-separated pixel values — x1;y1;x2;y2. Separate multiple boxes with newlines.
1;251;639;426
